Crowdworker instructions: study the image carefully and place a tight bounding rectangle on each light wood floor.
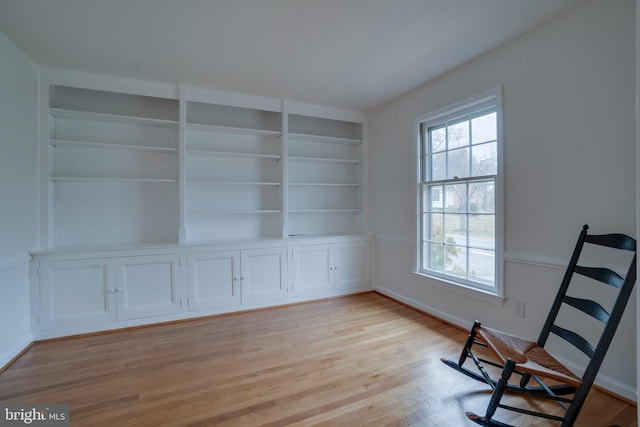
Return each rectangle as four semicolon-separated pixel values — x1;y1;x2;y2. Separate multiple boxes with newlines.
0;292;636;426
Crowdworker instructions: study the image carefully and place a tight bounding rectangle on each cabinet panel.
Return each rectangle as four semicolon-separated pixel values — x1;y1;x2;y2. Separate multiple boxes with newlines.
116;255;183;320
187;250;241;311
293;245;333;295
39;259;116;330
334;242;371;291
241;247;288;303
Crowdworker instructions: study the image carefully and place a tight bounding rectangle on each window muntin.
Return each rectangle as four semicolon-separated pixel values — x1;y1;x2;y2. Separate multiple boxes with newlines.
419;104;498;291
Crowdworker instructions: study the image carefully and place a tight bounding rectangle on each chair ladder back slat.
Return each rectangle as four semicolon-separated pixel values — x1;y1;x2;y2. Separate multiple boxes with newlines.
580;254;637;389
562;295;609;323
584;233;637;251
574;266;624;288
550;324;595;358
537;225;590;347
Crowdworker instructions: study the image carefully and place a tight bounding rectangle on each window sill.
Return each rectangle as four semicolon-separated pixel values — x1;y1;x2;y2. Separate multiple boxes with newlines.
412;271;505;306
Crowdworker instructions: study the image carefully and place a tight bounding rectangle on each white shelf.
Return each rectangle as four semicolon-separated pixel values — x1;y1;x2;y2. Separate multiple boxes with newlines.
188;180;281;186
187;122;281;137
288;132;362;145
50;139;178;153
186;149;280;160
289;209;361;213
50;108;179;128
288;182;361;187
50;177;178;183
288;155;360;164
188;210;282;215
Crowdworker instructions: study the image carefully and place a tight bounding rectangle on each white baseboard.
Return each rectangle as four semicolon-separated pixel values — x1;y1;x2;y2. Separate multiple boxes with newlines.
558;356;637;402
0;254;33;371
0;336;32;371
374;283;469;329
373;282;637;403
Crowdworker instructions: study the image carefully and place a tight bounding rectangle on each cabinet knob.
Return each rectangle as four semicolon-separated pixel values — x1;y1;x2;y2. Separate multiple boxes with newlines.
233;277;239;281
240;276;246;280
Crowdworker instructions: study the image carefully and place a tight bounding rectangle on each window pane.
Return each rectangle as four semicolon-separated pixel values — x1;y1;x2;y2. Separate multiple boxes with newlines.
469;214;495;250
444;183;466;213
447;120;469;149
426;184;444;212
445;245;467;279
431;152;446;181
471;141;497;176
471;111;496;144
469;180;495;213
424;213;443;242
447;147;469;179
445;214;467;246
469;248;495;284
427;242;445;272
430;126;446;153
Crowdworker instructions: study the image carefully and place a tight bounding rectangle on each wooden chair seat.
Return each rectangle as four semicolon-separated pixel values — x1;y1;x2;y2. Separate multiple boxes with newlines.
477;326;582;388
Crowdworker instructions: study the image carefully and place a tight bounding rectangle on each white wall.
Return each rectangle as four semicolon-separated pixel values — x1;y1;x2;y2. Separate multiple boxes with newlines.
0;31;38;366
369;0;637;400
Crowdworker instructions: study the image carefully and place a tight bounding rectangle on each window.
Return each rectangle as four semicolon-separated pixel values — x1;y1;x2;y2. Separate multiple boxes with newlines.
416;88;502;296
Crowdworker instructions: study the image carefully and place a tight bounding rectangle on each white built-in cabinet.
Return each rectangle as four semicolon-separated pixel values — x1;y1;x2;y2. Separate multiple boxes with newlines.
187;250;241;311
33;69;370;339
292;241;370;296
38;258;116;330
116;255;183;321
186;246;288;310
241;247;289;303
38;254;182;331
33;238;369;339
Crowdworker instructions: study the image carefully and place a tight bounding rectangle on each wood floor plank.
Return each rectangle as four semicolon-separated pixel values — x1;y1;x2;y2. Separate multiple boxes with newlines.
0;292;635;426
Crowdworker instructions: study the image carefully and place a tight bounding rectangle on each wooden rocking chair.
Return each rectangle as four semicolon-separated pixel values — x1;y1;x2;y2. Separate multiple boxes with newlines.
441;225;636;426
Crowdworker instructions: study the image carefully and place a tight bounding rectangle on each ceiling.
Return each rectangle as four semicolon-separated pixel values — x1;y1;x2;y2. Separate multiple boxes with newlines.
0;0;589;112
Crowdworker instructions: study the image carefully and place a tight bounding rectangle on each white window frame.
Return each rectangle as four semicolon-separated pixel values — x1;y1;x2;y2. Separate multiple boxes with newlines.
413;86;504;303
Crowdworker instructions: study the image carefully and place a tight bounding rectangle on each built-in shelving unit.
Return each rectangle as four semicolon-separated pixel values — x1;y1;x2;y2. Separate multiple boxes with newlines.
47;85;180;248
35;72;372;342
184;101;283;242
287;114;364;237
41;76;366;250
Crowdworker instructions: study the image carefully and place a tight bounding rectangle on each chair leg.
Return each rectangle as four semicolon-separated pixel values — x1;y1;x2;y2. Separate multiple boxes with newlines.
458;321;481;366
466;358;517;426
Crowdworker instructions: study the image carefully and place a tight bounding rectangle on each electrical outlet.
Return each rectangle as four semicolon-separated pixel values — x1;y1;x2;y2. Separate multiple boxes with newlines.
514;299;525;318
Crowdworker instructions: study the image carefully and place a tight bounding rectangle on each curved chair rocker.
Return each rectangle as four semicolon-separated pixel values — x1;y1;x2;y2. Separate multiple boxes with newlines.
442;225;636;427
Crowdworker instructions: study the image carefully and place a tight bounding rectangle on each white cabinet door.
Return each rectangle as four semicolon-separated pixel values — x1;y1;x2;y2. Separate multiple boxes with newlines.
241;247;288;304
333;242;370;291
187;250;241;311
292;244;333;296
39;259;116;330
115;255;183;320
